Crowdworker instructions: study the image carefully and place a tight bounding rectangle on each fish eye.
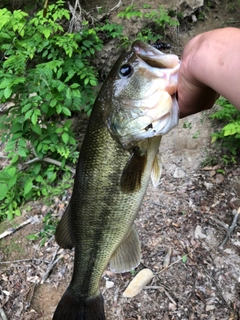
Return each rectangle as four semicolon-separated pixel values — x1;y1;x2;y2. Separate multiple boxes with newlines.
119;64;133;77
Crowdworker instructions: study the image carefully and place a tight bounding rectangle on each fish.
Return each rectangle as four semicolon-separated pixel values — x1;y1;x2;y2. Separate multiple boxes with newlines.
53;40;179;320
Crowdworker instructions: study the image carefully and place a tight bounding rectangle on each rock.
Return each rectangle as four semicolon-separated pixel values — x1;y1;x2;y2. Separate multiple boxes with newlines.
123;269;153;298
105;280;114;289
203;181;213;190
173;167;186;178
194;225;206;239
215;173;225;184
206;304;215;311
179;0;204;17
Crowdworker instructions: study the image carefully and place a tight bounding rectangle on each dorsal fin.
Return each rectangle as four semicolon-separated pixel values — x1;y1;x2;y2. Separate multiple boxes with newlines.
55;204;75;249
120;147;147;192
109;226;141;273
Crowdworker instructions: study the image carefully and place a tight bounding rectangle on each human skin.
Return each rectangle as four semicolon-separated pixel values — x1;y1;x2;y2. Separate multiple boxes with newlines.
177;27;240;118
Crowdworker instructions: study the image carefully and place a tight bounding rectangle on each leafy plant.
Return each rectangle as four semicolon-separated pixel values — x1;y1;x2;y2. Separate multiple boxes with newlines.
117;4;179;46
26;211;58;247
0;2;182;221
192;130;200;139
210;97;240;161
183;121;192;129
200;155;218;167
0;1;103;220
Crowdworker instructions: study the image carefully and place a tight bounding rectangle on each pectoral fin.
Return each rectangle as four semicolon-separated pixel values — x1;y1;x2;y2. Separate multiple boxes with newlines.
120;147;147;192
151;153;162;188
55;204;75;249
110;226;141;273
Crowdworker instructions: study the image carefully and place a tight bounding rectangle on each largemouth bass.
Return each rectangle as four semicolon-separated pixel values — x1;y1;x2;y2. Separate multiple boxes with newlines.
53;41;179;320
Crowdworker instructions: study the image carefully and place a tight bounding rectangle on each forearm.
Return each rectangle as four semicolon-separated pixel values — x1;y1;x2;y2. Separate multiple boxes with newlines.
178;28;240;117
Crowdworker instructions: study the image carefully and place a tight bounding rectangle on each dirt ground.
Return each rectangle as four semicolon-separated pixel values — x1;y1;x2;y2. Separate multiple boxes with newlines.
1;0;240;319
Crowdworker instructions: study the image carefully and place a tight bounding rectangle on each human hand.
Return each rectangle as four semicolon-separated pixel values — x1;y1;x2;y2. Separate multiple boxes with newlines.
177;33;219;118
177;28;240;118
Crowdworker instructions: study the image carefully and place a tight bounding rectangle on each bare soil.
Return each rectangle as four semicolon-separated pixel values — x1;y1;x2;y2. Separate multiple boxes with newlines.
1;1;240;319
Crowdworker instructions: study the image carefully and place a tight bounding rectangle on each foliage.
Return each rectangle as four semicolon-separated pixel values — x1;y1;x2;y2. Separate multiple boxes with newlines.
210;97;240;161
0;1;103;220
182;121;192;129
26;211;58;247
117;4;179;45
0;2;181;221
200;155;218;167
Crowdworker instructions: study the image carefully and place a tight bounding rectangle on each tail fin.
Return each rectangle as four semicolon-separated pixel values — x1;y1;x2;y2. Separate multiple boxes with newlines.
53;287;105;320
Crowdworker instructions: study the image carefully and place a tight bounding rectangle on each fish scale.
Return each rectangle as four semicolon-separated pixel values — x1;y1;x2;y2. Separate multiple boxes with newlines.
70;104;160;296
53;40;179;320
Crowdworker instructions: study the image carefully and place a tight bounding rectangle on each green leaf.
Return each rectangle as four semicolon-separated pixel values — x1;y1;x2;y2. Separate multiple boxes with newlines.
84;78;89;85
56;105;62;114
18;147;27;157
33;162;41;175
14;208;21;216
0;183;8;200
66;88;71;99
26;234;39;241
21;103;32;113
31;124;42;135
11;155;19;164
24;179;33;196
5;167;16;178
4;87;12;99
25;109;33;120
62;107;71;116
41;103;49;113
31;112;38;125
90;79;97;86
62;132;69;144
182;255;187;263
70;83;80;89
50;98;57;107
11;122;22;133
42;28;51;39
55;127;63;133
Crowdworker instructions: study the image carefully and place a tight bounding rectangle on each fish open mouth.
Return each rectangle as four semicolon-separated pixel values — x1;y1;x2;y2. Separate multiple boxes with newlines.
106;40;180;148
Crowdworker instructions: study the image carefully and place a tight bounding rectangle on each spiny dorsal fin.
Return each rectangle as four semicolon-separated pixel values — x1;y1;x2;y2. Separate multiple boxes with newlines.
55;204;75;249
120;147;147;192
151;153;162;188
109;226;141;273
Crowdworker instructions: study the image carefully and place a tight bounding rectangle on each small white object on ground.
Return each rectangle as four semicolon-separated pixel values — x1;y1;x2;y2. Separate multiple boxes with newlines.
123;269;154;298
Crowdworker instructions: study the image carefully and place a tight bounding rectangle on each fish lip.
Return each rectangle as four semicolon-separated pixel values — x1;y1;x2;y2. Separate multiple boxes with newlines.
132;40;163;56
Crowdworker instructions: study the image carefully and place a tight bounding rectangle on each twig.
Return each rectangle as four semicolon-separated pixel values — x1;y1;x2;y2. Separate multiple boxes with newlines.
0;258;46;264
68;0;83;33
162;247;172;269
23;156;75;174
109;0;122;13
144;286;177;305
0;217;33;240
219;209;240;250
0;308;8;320
204;269;230;308
157;245;198;275
41;246;62;284
210;208;240;250
97;0;122;22
25;283;37;310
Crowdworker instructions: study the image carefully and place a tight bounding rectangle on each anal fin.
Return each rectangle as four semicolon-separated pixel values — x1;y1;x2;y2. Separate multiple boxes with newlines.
151;153;162;188
110;226;141;273
55;203;75;249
